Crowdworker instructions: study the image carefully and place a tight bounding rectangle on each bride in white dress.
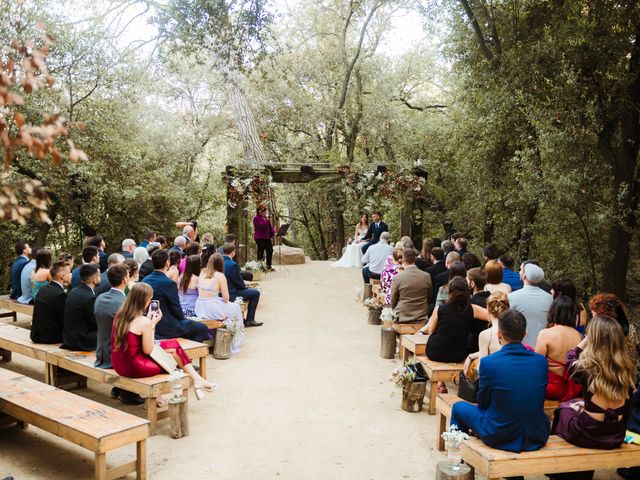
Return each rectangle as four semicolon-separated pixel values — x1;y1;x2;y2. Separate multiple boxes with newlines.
331;213;369;268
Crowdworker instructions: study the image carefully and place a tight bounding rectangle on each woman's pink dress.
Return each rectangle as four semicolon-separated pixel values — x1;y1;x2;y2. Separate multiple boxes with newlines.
111;331;191;378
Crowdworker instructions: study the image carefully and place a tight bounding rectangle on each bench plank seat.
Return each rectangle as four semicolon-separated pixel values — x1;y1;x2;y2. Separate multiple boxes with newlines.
415;356;464;414
399;334;429;362
0;367;148;479
435;393;559;451
45;350;191;436
462;435;640;480
0;295;33;321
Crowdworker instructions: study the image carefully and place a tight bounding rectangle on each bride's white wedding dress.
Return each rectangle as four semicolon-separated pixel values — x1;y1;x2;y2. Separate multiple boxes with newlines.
331;228;368;268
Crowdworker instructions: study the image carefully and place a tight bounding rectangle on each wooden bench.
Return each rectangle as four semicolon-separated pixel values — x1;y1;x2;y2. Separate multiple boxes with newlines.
399;334;429;362
415;355;464;414
0;295;33;322
393;323;424;335
461;435;640;480
45;350;191;436
0;367;149;479
435;393;559;451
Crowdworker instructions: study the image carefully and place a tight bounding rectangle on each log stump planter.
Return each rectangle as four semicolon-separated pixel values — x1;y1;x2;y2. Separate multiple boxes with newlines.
380;327;396;359
362;284;373;302
213;329;233;360
169;397;189;438
368;308;382;325
401;380;426;412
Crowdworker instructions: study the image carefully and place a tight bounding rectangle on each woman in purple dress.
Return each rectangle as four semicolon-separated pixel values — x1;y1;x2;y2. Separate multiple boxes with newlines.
253;206;276;270
178;255;201;317
550;315;636;480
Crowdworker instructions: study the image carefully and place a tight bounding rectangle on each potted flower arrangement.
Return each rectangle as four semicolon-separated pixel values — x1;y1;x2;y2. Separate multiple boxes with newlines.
363;296;383;325
441;425;469;470
244;260;268;280
390;363;427;412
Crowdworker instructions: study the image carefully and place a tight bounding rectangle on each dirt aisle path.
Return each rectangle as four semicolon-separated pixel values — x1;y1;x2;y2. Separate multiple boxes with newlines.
0;261;442;480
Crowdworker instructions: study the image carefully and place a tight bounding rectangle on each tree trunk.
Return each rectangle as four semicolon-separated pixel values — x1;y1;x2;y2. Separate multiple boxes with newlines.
222;67;266;166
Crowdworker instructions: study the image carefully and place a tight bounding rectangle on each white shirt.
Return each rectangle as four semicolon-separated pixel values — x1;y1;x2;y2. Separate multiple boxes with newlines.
362;241;393;274
508;284;553;347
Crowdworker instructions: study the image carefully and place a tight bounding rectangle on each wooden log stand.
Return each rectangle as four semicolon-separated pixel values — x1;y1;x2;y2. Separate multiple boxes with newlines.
213;329;232;360
401;380;426;412
367;309;381;325
380;327;396;359
362;284;373;302
169;397;189;439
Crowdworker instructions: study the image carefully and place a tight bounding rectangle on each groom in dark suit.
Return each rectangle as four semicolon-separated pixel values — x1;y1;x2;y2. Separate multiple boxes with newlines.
361;211;389;254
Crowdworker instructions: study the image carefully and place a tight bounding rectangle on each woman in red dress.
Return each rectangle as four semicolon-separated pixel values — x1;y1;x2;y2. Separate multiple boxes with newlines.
111;283;215;399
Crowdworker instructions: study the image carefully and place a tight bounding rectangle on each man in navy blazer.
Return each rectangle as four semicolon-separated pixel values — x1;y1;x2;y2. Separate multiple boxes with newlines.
222;243;262;327
361;211;389;254
451;309;550;453
142;249;209;342
10;241;31;299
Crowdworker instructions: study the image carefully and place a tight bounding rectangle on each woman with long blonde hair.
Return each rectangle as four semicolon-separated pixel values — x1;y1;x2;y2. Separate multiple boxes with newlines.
111;283;215;400
552;315;635;452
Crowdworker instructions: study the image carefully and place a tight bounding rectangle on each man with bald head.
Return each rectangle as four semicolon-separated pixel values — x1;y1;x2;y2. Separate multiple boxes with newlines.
434;251;461;298
361;231;393;284
121;239;136;259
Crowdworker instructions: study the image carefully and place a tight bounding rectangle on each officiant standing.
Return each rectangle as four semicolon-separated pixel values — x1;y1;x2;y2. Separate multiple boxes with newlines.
253;206;276;270
361;211;388;254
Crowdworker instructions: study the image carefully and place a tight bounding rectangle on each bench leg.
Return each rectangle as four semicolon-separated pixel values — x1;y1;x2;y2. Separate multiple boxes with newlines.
199;356;207;380
428;380;438;415
136;439;147;479
95;452;107;480
146;398;158;436
0;348;11;362
436;411;446;451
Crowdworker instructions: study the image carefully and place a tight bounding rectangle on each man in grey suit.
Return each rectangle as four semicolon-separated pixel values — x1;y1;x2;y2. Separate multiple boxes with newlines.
391;248;432;324
94;264;143;405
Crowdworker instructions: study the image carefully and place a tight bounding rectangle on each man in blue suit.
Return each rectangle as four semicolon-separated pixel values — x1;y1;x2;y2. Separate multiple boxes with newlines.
361;211;389;254
143;249;209;342
451;309;550;453
222;243;262;327
10;241;31;299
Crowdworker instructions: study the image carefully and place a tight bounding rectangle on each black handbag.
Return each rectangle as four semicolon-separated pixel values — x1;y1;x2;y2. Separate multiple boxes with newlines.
406;363;428;382
456;370;478;403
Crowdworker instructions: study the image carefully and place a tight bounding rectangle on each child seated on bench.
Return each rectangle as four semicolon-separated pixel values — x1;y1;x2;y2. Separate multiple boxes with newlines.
111;283;216;400
451;309;550;453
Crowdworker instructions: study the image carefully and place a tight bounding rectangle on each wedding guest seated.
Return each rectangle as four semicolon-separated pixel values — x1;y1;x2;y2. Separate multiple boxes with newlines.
30;262;72;344
361;231;393;284
390;248;432;323
124;258;139;293
535;295;583;401
551;315;635;480
416;238;434;271
94;253;125;296
499;254;523;291
179;242;200;274
10;241;31;300
121;239;136;259
618;375;640;479
453;234;468;256
87;235;108;272
464;292;509;379
95;264;129;368
451;309;550;453
433;251;460;297
482;243;499;263
167;250;181;284
156;235;167;249
484;260;512;294
138;244;159;281
139;231;155;249
222;243;262;327
133;246;149;267
380;247;403;305
178;255;201;317
31;248;53;299
201;232;214;245
468;268;490;307
169;236;187;257
111;283;215;398
71;246;100;289
508;262;553;347
196;253;244;353
435;261;466;306
550;278;588;335
461;252;481;270
418;277;488;366
143;249;209;342
588;292;629;335
425;247;446;286
17;245;37;305
57;252;74;267
62;264;100;351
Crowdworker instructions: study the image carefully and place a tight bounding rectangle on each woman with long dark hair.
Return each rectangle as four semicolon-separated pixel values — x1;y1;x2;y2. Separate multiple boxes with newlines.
179;255;201;317
111;283;215;399
31;248;52;298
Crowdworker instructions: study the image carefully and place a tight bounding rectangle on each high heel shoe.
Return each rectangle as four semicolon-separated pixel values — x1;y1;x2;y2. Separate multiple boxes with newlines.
193;381;217;400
